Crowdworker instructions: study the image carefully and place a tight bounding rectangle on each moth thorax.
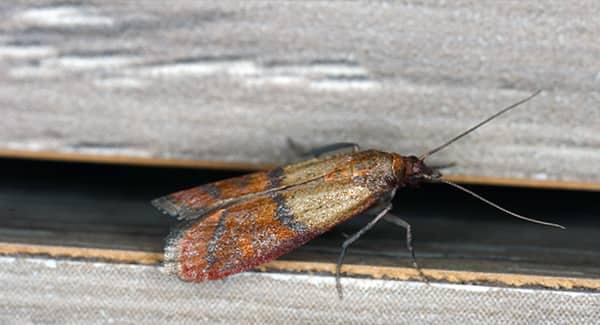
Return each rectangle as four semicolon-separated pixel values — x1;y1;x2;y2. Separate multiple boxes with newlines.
391;153;408;185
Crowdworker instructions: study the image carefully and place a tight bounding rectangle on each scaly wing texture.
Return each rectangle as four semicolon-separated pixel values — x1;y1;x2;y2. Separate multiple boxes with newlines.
164;176;383;282
152;152;356;221
152;170;276;220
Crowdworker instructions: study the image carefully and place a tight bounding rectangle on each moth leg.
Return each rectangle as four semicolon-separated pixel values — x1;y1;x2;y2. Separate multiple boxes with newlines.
287;138;360;159
383;213;428;283
336;204;392;299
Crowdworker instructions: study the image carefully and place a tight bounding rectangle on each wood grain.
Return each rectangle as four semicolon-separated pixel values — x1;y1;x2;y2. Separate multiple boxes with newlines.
0;1;599;187
3;256;598;323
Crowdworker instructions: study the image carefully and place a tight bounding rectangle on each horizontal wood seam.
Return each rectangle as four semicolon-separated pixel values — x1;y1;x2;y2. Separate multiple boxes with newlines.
2;242;598;291
1;148;599;191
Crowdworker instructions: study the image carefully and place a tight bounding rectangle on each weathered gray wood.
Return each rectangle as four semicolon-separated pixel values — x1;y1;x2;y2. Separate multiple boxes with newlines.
1;1;599;184
1;256;598;324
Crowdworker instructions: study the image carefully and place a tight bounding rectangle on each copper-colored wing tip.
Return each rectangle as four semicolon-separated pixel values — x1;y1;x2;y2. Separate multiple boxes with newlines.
151;196;181;218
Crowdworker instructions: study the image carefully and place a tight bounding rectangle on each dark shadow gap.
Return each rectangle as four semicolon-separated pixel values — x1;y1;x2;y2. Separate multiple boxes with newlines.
0;157;598;278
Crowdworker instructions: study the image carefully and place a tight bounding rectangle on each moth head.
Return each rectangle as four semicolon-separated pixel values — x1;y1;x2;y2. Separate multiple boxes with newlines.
392;154;441;187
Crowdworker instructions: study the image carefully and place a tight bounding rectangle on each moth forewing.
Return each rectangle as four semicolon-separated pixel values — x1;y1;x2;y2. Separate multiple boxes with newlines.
161;151;401;282
152;151;369;221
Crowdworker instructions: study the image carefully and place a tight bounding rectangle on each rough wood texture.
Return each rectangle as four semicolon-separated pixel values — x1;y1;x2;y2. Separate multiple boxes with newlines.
1;256;599;324
1;1;599;185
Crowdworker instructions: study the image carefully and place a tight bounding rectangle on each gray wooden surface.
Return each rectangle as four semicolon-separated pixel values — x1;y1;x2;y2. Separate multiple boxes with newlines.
1;256;599;324
1;1;599;184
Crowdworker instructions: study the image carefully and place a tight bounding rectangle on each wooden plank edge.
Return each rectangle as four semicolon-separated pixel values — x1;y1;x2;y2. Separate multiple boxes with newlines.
444;174;600;192
0;148;267;171
258;261;600;291
1;148;599;191
2;242;599;291
0;242;163;265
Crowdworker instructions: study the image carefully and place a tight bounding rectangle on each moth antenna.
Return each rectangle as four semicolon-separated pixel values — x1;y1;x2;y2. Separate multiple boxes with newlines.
419;90;542;161
428;177;565;229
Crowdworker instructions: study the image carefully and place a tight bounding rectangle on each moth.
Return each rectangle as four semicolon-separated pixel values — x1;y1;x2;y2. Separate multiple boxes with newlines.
152;90;563;297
